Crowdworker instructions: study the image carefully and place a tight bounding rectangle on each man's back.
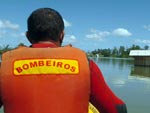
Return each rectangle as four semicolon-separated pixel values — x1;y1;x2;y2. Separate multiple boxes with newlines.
0;46;90;113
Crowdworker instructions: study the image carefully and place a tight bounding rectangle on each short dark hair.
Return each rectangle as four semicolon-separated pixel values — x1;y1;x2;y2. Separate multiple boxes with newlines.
27;8;64;42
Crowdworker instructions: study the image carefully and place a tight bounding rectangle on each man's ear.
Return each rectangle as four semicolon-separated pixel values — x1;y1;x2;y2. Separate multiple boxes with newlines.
59;31;64;45
26;31;33;44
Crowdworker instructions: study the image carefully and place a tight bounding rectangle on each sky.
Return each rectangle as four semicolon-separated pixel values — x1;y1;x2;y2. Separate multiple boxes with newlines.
0;0;150;51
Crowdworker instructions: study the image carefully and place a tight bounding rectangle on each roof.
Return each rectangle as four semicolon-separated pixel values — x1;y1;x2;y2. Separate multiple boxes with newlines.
129;50;150;56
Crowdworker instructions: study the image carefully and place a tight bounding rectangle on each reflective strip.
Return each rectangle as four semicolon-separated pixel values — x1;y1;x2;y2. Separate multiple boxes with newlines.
14;59;79;75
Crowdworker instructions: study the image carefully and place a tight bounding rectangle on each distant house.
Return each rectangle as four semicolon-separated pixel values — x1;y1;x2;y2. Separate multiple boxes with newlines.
129;50;150;66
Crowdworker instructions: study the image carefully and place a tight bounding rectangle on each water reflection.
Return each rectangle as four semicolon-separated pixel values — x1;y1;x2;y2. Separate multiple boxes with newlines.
131;66;150;78
91;57;133;88
92;57;134;67
92;57;150;80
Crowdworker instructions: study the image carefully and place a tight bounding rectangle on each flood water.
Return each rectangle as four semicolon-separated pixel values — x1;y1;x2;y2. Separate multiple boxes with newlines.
0;57;149;113
92;57;150;113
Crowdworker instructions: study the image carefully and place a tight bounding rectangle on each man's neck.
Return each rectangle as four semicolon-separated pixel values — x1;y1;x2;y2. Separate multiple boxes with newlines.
38;41;60;46
32;41;60;48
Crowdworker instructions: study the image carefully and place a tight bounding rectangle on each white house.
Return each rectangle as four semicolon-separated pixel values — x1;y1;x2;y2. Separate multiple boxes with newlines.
129;50;150;66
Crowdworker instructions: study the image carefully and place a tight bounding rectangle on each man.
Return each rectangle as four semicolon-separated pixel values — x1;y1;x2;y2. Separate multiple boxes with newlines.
0;8;127;113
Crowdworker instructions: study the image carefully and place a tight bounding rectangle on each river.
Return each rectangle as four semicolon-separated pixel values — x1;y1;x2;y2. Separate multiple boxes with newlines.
92;57;150;113
0;57;150;113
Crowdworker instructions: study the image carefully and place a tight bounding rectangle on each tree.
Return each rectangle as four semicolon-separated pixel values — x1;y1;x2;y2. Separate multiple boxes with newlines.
118;46;125;57
87;44;148;58
144;45;149;50
130;44;141;50
0;45;13;54
112;47;118;57
17;43;25;47
101;48;111;57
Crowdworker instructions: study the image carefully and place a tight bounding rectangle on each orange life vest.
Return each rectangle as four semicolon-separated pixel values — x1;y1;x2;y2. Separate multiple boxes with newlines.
0;46;90;113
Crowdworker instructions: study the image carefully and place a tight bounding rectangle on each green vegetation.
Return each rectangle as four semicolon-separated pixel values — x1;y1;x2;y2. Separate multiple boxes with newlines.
0;43;26;55
0;45;13;55
87;44;149;58
0;44;149;58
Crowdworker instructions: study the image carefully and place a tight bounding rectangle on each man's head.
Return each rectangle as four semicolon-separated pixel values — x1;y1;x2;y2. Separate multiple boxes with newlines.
26;8;64;45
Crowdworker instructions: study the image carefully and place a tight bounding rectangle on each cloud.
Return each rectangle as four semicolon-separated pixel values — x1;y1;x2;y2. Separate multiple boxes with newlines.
85;28;132;41
63;34;77;43
135;39;150;44
0;30;7;38
20;32;25;37
63;19;72;27
143;25;150;31
0;20;19;30
86;29;110;41
112;28;132;37
0;19;21;38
